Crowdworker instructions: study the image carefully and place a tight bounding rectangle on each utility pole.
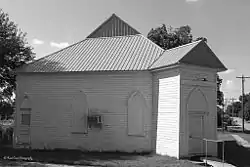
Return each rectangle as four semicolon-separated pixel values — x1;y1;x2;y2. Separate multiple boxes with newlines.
223;98;229;132
230;98;236;117
236;74;250;132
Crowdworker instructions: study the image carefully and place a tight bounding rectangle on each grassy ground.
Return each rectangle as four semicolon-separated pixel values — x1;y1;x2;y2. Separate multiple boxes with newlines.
0;147;202;167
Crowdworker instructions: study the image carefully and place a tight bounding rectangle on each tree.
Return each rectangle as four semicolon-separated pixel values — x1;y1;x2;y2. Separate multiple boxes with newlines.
147;24;224;107
0;9;34;119
226;101;241;117
0;101;14;119
195;37;207;43
238;93;250;120
217;75;224;106
147;24;193;50
225;93;250;120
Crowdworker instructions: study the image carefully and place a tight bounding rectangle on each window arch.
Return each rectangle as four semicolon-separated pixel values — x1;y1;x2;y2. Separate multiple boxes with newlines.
187;87;208;113
127;91;147;136
20;93;31;125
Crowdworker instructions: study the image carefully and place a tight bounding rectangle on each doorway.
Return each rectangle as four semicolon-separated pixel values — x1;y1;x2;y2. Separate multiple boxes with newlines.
188;113;204;155
187;88;208;155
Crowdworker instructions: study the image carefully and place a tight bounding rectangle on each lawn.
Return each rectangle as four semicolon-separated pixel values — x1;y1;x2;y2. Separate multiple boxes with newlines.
0;147;203;167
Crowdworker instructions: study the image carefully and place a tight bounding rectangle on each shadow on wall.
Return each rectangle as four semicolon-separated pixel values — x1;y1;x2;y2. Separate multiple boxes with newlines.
218;141;250;167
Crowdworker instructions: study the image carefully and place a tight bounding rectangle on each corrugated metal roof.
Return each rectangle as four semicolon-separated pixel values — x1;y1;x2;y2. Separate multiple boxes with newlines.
17;13;227;73
149;40;227;72
21;34;164;72
87;14;140;38
149;41;201;70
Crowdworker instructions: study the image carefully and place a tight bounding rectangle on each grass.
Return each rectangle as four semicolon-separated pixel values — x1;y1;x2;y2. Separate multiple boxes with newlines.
0;147;203;167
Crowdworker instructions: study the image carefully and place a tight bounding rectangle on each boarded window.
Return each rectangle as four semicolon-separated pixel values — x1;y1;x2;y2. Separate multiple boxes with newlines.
127;91;146;136
21;113;31;125
71;91;88;133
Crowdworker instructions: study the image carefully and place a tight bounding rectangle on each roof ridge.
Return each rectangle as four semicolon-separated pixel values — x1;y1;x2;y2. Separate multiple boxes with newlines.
86;33;142;40
86;14;114;38
164;40;202;53
140;34;165;52
148;40;202;69
113;13;141;34
87;13;140;38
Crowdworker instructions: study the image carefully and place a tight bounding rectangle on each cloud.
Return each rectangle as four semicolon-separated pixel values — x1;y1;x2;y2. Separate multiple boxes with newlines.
224;80;234;90
32;38;44;45
50;42;69;49
186;0;199;2
220;69;235;75
226;80;233;85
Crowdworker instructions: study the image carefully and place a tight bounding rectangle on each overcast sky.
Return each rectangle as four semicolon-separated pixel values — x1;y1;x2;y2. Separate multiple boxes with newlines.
1;0;250;100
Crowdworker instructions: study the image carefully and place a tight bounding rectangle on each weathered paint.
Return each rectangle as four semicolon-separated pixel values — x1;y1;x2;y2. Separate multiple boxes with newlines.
14;71;153;152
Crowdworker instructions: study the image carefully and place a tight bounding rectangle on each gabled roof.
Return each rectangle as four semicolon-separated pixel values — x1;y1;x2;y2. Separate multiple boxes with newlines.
149;40;227;72
17;14;227;73
150;41;201;70
19;34;164;72
18;39;227;73
87;14;140;38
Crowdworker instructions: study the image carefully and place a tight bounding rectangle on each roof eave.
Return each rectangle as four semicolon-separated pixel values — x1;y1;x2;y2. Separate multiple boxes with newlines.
179;62;227;73
217;66;228;72
148;63;180;72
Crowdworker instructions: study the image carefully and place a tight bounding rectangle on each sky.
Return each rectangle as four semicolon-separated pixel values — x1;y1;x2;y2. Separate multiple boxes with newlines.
1;0;250;100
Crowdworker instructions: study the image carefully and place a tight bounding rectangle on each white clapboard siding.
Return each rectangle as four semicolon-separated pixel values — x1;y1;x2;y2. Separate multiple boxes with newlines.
127;91;147;136
152;69;180;158
15;72;153;152
179;66;217;157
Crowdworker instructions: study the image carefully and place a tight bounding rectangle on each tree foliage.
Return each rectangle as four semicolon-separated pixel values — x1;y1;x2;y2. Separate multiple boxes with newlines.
147;24;193;50
216;75;224;106
0;101;14;119
226;101;241;116
0;9;34;119
225;93;250;121
147;24;224;106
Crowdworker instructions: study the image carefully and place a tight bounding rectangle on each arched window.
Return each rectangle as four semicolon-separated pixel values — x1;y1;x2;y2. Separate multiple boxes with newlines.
127;91;147;136
187;88;208;113
20;94;31;126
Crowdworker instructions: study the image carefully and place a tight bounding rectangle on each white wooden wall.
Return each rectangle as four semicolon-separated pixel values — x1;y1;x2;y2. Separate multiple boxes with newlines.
152;68;181;158
179;65;217;157
15;71;153;152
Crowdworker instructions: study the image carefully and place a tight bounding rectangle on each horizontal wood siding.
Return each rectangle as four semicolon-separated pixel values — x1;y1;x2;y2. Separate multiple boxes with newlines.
15;72;153;152
152;69;180;158
180;65;216;82
180;67;217;157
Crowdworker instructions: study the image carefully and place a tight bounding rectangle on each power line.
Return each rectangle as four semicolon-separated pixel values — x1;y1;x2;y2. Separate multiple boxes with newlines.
236;74;250;132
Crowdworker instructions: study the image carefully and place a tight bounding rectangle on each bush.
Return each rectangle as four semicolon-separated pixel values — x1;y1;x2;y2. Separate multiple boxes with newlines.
217;108;234;128
0;119;14;146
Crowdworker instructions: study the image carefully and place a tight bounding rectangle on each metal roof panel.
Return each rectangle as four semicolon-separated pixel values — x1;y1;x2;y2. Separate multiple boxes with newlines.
22;34;164;72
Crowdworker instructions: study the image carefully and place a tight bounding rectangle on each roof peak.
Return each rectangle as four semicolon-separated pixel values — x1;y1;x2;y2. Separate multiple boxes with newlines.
164;40;202;52
87;14;141;38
